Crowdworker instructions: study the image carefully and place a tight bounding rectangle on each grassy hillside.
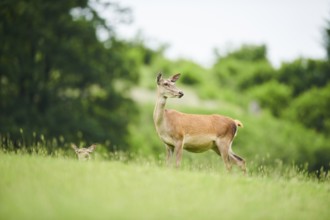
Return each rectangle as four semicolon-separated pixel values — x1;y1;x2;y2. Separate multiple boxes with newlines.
0;152;329;220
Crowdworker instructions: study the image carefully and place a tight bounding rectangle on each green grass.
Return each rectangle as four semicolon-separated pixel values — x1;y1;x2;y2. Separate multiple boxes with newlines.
0;152;329;220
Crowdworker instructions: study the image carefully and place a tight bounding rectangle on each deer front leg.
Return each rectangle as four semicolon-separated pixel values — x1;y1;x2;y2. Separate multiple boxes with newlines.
165;144;174;166
174;140;184;168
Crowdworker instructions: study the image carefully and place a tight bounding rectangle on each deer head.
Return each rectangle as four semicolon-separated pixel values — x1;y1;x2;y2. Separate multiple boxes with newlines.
71;143;96;161
156;73;184;99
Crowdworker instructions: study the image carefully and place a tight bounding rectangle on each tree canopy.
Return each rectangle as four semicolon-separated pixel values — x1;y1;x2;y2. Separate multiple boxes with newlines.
0;0;139;149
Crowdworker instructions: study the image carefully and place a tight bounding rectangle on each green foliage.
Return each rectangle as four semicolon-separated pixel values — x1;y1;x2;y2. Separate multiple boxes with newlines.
325;19;330;60
213;45;274;90
236;113;329;172
211;45;330;141
248;80;292;116
277;58;330;96
283;84;330;133
123;39;160;67
172;59;205;85
224;44;267;62
127;103;161;155
0;0;139;149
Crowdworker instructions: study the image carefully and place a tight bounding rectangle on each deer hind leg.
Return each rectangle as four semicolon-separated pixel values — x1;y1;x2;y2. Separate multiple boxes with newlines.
215;139;232;172
229;148;247;174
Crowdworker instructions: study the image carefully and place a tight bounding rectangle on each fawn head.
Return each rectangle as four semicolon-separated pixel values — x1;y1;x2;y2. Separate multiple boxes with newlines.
71;143;96;161
156;73;184;99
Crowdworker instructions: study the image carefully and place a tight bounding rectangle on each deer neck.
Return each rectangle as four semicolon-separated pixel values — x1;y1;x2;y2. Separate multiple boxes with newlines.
153;94;167;128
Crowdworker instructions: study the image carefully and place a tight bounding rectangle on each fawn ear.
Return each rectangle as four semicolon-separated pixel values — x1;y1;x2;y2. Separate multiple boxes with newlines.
157;72;163;85
71;143;79;152
170;73;181;82
87;144;96;153
71;143;78;150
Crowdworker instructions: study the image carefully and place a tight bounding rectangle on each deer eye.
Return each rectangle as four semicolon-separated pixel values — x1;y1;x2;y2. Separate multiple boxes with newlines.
163;82;169;86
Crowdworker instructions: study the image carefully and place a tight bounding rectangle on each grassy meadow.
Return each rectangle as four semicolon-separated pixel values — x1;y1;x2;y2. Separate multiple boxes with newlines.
2;2;330;220
1;69;329;220
0;151;329;220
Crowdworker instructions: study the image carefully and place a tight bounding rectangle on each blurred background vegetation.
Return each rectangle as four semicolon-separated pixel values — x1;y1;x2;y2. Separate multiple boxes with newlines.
0;0;329;173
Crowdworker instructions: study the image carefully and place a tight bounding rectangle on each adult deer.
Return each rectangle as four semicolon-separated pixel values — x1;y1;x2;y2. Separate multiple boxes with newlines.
153;73;246;173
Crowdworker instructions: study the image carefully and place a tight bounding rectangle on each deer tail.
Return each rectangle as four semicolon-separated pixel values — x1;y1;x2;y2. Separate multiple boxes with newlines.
234;119;244;128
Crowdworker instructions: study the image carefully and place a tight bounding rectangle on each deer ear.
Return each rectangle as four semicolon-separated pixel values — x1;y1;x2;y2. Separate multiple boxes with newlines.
157;72;163;85
170;73;181;82
71;143;78;152
71;144;78;150
87;144;96;153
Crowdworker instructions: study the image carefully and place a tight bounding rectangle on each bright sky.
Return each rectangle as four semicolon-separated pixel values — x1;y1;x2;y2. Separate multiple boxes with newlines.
112;0;329;67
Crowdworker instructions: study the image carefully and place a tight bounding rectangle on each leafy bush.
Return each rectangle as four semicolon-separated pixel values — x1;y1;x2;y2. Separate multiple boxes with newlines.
213;45;275;90
277;59;330;96
247;80;292;117
224;44;267;62
173;59;206;85
283;83;330;133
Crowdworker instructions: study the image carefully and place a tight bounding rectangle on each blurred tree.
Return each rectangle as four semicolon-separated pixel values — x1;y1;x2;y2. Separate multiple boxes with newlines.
213;44;274;90
224;44;267;62
248;80;292;117
283;84;330;133
277;58;330;96
325;19;330;60
172;59;205;85
0;0;139;149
